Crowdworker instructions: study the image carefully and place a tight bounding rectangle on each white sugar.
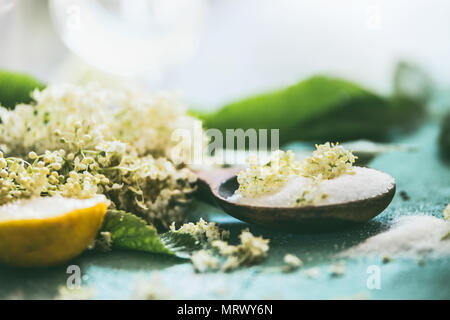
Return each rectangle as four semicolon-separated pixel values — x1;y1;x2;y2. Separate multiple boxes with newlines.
341;215;450;259
228;166;395;207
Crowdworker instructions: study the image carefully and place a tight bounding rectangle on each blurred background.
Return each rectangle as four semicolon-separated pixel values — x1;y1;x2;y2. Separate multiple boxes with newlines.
1;0;450;112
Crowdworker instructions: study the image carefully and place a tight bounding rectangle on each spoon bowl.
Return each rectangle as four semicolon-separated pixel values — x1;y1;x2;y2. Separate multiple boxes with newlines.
196;168;396;233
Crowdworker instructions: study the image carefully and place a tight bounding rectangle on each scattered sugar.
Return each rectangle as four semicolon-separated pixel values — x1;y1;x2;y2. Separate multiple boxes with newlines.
0;195;107;221
341;215;450;259
228;166;395;207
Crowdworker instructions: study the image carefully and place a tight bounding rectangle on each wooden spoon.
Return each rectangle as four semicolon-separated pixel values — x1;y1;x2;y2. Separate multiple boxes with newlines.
195;168;396;233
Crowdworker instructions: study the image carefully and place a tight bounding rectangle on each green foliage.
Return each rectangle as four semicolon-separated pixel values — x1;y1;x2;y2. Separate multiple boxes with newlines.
0;69;45;109
197;65;427;145
101;210;199;258
159;231;202;259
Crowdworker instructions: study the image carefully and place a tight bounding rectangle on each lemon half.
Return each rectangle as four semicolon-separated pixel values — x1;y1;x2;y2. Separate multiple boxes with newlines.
0;196;108;267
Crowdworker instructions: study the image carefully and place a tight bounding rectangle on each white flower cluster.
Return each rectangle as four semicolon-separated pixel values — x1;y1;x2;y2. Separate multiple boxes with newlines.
170;218;230;243
191;250;220;273
173;219;270;273
0;150;99;205
235;143;357;206
282;253;303;273
214;228;270;272
0;83;198;158
236;150;300;198
190;227;270;273
0;84;200;228
301;142;357;180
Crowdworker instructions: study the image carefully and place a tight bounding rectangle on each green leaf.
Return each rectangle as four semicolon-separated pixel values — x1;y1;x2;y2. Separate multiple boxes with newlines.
160;231;202;259
101;210;199;258
0;69;45;109
196;70;426;145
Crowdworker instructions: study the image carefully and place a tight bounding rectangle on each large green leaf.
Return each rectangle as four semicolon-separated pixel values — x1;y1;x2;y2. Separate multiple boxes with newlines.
197;66;427;145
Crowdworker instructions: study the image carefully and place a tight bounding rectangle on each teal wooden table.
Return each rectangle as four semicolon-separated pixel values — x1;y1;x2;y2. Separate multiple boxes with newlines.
0;123;449;300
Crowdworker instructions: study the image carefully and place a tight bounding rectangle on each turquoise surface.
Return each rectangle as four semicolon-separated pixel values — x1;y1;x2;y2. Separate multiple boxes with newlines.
0;123;449;300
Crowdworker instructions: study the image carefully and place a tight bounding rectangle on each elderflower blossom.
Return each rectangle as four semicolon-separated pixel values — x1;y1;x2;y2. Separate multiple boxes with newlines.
103;154;197;229
238;229;270;263
212;240;238;256
220;256;240;272
301;142;357;180
0;83;202;159
0;84;201;228
170;218;230;243
233;143;357;207
0;149;104;204
236;150;300;197
191;250;220;273
171;218;270;273
282;254;303;272
0;147;196;228
211;228;270;272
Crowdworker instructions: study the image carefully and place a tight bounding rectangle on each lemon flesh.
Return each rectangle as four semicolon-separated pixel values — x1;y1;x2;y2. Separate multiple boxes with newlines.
0;196;108;267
